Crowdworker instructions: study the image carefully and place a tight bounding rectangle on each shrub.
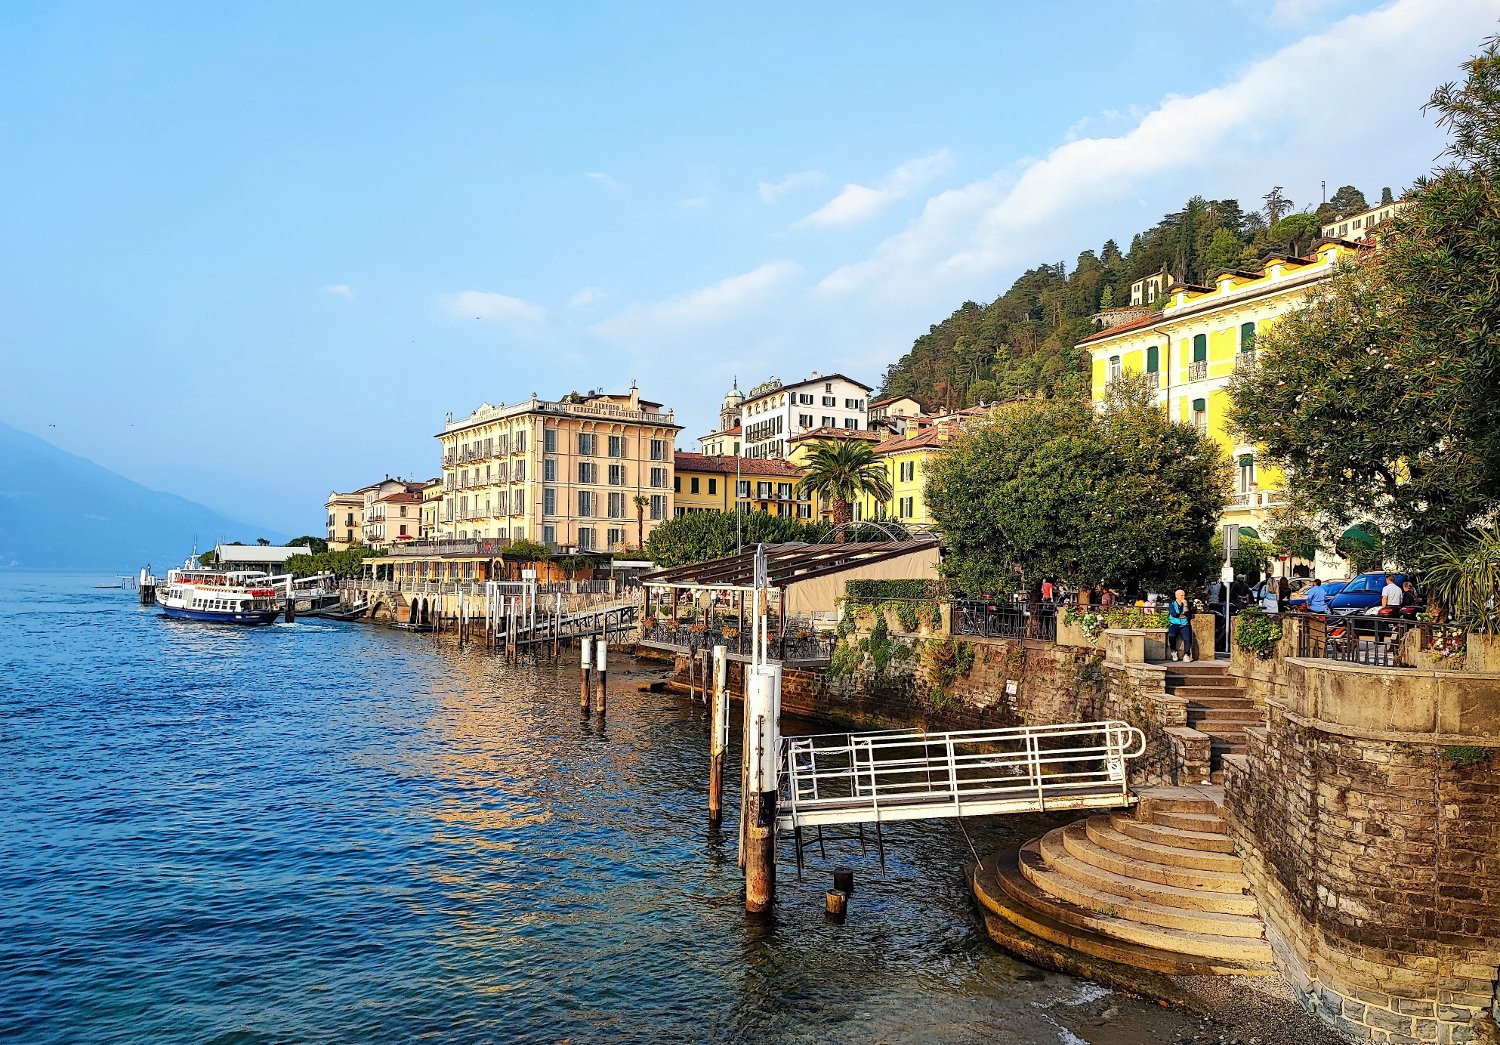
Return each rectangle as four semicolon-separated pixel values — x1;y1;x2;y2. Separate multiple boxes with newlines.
1235;607;1283;659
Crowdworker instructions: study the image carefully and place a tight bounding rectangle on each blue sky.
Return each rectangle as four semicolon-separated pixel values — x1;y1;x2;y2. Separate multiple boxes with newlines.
2;0;1495;535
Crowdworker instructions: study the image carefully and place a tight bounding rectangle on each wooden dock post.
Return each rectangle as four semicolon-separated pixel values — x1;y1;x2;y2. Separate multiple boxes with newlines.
833;867;854;896
825;889;848;924
594;638;608;718
579;636;593;717
744;662;781;916
709;644;728;829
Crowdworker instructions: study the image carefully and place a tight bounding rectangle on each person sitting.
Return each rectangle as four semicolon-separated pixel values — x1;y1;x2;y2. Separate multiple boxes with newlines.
1306;579;1330;615
1167;589;1192;662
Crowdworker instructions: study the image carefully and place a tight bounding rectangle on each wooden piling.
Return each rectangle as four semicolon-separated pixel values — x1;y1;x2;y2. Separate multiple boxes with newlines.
744;664;780;915
825;889;848;924
594;639;608;718
580;636;593;717
709;644;728;829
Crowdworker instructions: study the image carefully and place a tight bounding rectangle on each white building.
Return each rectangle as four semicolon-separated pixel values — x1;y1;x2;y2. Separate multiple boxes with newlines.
1319;199;1409;244
738;372;872;460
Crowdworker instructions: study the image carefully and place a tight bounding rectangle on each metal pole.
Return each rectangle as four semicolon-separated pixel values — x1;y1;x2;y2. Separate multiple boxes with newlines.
580;636;593;718
594;637;608;718
709;644;728;828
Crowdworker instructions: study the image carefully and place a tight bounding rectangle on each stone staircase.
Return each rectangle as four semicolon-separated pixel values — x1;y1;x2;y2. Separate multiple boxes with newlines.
971;785;1275;978
1165;661;1260;776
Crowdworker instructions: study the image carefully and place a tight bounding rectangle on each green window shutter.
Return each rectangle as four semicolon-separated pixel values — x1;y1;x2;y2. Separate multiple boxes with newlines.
1239;454;1254;468
1193;334;1207;362
1146;345;1159;373
1240;322;1256;352
1192;398;1206;412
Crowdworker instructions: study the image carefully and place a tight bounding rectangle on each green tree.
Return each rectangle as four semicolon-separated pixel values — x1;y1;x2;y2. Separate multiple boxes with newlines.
644;510;825;568
797;440;893;539
1203;227;1246;274
633;494;649;550
1327;184;1369;215
925;393;1229;597
506;539;551;564
1262;186;1293;224
288;535;329;555
1229;37;1500;565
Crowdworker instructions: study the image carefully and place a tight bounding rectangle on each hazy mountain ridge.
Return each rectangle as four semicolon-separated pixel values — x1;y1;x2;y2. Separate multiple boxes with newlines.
0;421;285;569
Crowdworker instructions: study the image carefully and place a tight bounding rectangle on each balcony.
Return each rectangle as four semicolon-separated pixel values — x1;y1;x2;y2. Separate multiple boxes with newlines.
1188;360;1209;381
1143;371;1161;390
1235;351;1258;372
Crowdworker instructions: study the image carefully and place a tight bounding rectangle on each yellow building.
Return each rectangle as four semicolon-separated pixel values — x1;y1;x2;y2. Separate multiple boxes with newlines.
852;425;959;526
326;477;415;550
1079;239;1369;534
437;386;681;554
672;452;808;518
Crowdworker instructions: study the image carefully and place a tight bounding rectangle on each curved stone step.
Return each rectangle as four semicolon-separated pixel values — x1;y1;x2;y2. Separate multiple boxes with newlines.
1086;816;1243;873
1011;841;1274;964
1145;808;1227;834
1108;812;1239;854
1060;822;1254;900
971;853;1272;977
1136;791;1221;817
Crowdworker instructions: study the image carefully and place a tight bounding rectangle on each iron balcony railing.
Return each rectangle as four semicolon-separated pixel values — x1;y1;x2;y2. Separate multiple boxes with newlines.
950;599;1058;641
1235;351;1258;371
1188;360;1209;381
1291;610;1459;668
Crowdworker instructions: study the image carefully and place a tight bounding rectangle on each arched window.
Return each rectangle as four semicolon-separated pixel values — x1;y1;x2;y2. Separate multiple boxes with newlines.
1240;322;1257;353
1146;345;1159;373
1192;334;1208;362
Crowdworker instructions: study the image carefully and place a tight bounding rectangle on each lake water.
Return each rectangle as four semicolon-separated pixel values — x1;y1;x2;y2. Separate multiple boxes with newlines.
0;572;1300;1044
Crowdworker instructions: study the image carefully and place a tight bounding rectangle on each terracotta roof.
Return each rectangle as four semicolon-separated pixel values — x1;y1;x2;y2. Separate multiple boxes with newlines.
381;491;421;504
1078;311;1164;345
875;426;954;454
673;451;803;477
788;426;881;443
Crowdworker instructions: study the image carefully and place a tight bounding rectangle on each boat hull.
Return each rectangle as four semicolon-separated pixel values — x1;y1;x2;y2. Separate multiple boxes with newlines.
161;605;282;626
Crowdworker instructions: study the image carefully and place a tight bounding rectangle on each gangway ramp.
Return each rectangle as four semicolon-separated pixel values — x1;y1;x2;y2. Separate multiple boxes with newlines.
777;720;1145;834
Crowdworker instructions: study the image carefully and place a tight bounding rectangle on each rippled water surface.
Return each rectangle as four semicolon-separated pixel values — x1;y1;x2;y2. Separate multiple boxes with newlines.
3;572;1249;1044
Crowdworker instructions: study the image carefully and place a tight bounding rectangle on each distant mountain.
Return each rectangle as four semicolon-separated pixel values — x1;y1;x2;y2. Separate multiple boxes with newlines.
0;420;285;570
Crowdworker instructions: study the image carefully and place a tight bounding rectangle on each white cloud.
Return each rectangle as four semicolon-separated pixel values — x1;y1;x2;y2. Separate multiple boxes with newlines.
798;150;953;228
592;260;801;343
586;171;620;189
324;284;354;298
818;0;1497;301
441;290;546;327
757;170;824;202
569;287;606;308
679;194;711;210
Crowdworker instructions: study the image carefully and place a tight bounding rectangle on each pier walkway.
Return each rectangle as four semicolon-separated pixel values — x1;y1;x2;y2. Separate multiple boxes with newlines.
776;720;1145;834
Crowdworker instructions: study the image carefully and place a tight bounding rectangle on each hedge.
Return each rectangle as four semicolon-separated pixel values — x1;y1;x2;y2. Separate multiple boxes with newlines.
845;578;946;602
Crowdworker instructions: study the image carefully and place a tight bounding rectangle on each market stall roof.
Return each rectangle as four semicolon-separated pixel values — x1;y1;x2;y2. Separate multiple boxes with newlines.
642;539;938;591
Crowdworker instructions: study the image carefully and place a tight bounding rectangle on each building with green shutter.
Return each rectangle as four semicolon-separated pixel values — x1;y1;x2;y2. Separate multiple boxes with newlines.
1078;239;1369;538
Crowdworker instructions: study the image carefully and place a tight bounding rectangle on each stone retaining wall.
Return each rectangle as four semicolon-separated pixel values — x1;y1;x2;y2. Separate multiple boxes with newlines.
1223;657;1500;1045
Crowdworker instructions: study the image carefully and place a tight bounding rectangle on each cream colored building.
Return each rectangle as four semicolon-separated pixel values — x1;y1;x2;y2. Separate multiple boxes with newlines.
420;479;442;539
327;477;417;551
437;386;681;554
1319;200;1409;244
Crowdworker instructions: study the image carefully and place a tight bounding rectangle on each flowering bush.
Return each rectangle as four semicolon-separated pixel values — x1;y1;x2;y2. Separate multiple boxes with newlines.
1427;628;1467;670
1064;605;1169;640
1236;607;1282;659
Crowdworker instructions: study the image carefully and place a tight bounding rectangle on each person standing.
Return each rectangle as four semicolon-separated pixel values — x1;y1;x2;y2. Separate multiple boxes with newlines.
1381;573;1404;609
1277;576;1292;613
1100;587;1117;611
1041;578;1054;603
1167;589;1192;662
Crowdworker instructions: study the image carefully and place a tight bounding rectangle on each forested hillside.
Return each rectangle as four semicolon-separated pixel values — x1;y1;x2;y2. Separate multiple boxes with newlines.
877;184;1391;410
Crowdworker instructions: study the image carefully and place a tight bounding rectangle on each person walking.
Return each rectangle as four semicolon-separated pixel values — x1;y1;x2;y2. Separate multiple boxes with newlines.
1167;589;1192;662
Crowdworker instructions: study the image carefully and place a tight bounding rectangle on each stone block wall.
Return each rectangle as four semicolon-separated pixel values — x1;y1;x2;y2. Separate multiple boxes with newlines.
1224;702;1500;1044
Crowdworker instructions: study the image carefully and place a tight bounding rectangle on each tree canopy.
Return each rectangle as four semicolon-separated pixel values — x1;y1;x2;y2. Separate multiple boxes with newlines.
1228;36;1500;566
925;392;1229;596
644;510;828;568
876;187;1371;411
797;439;892;535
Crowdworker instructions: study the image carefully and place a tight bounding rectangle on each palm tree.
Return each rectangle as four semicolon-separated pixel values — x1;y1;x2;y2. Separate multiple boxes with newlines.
633;495;649;551
797;439;893;541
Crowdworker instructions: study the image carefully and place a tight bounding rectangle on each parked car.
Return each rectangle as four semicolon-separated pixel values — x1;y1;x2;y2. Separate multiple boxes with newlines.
1289;577;1350;609
1326;572;1409;613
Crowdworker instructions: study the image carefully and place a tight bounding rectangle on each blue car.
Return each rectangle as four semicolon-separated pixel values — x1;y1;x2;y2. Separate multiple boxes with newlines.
1326;572;1409;612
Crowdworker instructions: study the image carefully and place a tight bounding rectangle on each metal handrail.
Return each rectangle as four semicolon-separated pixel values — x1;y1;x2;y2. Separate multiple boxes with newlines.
779;720;1146;824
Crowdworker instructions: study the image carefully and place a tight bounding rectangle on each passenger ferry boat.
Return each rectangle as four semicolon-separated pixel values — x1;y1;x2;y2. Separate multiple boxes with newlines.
157;562;286;625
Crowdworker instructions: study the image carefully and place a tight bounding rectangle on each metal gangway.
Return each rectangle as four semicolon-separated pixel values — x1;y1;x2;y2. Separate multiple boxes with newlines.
776;720;1146;865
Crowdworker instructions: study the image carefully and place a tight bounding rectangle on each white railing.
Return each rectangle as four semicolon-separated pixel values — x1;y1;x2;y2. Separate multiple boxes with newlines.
778;720;1145;830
